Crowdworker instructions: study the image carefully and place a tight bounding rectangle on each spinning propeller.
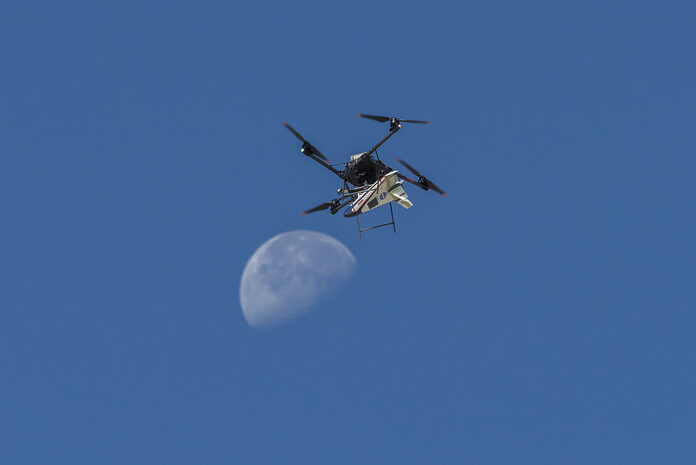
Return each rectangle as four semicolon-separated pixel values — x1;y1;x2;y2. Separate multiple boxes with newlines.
397;158;447;197
283;122;329;161
302;197;354;216
357;113;431;131
301;201;336;216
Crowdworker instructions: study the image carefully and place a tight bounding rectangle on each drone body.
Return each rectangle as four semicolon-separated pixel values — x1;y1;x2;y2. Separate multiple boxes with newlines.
283;114;446;236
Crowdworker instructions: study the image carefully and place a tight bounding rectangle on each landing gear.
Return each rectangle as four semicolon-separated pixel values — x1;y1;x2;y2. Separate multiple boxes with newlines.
356;201;396;241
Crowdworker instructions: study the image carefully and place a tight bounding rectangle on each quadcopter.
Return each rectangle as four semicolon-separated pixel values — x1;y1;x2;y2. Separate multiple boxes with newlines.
283;113;446;238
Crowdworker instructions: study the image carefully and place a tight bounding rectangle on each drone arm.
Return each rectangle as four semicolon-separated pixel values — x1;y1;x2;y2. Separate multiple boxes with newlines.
365;125;401;157
331;195;355;214
397;173;429;191
306;153;344;178
301;193;356;216
397;168;447;196
284;121;344;179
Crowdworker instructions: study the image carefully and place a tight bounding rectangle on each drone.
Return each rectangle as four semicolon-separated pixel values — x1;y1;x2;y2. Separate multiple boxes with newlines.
283;113;446;238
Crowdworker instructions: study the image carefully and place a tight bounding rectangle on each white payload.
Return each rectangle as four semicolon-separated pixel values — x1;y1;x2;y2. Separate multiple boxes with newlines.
345;171;412;217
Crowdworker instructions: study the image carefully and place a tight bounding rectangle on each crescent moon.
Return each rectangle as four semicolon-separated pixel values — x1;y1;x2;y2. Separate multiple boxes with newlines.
239;230;357;328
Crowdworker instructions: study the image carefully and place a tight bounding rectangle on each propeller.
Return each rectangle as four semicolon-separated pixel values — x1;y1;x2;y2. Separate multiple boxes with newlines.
357;113;431;126
302;196;355;216
397;158;447;197
301;200;336;216
282;122;329;161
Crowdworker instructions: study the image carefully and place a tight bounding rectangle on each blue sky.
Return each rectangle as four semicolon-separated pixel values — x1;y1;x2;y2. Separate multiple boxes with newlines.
1;1;695;463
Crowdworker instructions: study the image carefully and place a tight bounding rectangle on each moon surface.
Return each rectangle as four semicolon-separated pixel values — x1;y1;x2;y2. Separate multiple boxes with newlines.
240;230;357;328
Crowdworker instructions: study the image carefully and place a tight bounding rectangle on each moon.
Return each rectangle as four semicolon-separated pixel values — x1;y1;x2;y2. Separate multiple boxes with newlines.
240;230;358;328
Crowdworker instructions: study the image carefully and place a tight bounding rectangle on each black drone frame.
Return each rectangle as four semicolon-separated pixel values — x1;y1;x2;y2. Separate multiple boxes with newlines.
284;114;445;240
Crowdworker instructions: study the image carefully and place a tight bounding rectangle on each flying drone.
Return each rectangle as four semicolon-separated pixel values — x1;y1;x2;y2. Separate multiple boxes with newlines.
283;113;446;238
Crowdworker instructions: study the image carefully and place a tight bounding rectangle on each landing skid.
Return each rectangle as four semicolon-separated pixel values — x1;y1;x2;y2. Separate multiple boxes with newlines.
356;201;396;241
